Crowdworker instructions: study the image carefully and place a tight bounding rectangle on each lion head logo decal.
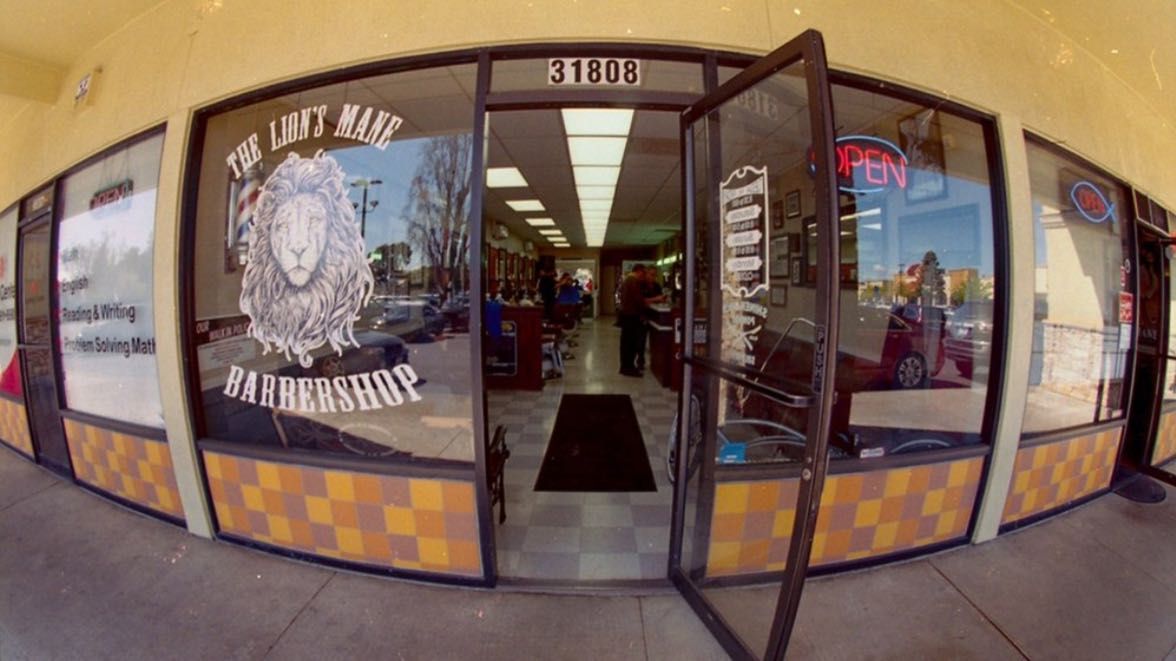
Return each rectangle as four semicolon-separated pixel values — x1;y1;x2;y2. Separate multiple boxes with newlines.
240;151;374;368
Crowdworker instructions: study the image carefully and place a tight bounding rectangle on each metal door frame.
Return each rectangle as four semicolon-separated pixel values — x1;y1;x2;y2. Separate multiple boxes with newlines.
667;29;840;660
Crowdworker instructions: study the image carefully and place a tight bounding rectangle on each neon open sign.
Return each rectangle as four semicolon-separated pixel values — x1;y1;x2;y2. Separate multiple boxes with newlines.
1069;180;1115;223
808;136;908;194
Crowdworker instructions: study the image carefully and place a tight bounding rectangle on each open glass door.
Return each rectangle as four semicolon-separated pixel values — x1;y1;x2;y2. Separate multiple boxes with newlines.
669;30;839;659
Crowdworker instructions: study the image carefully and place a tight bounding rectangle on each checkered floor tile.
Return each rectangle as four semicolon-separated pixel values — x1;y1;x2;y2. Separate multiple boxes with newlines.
488;317;678;581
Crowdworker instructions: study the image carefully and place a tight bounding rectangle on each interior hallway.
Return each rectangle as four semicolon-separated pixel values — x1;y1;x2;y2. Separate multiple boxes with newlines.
487;315;678;581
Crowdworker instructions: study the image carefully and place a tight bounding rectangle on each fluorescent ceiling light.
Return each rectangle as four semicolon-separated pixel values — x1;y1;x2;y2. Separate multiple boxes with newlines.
506;199;545;212
525;217;556;226
486;167;528;188
573;166;620;187
562;109;634;136
579;199;613;211
538;229;564;236
576;185;615;200
567;137;627;166
552;242;571;248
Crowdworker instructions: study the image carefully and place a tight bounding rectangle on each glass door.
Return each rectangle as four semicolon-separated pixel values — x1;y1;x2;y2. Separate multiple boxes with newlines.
18;218;71;475
669;30;840;659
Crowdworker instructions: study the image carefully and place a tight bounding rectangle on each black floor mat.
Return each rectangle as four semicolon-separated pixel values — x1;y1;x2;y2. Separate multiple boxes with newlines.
534;394;656;492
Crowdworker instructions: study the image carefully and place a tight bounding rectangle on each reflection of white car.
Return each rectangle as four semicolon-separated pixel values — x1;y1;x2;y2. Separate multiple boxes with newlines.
366;298;444;342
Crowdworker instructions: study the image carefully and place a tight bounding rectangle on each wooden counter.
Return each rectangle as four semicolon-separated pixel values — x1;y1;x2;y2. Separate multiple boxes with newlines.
485;305;545;390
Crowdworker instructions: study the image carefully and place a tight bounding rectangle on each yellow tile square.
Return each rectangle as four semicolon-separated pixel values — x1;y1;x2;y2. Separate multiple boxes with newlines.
324;471;356;501
257;463;282;492
1013;470;1030;495
384;505;416;535
241;484;265;512
883;470;911;498
854;499;883;527
336;527;365;555
205;455;222;480
770;509;796;537
872;521;899;549
409;480;444;511
934;511;957;537
137;459;154;481
417;537;450;566
708;541;743;572
947;461;970;488
921;489;945;516
268;515;293;543
715;483;750;514
306;495;334;524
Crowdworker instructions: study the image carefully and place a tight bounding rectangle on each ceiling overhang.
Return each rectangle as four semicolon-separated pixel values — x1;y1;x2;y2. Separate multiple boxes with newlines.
0;52;61;103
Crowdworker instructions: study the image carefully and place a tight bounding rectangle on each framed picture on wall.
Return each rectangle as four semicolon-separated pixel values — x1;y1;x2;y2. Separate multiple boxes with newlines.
785;189;801;218
771;237;789;277
770;287;788;307
771;199;785;230
790;256;803;286
898;108;948;203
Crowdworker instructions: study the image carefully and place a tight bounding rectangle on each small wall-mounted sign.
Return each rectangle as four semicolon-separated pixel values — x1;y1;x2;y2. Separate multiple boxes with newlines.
548;58;641;86
74;68;101;107
1070;180;1116;224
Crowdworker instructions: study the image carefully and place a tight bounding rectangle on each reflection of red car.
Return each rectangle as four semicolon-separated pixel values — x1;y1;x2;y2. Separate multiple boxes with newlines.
888;305;946;388
849;304;946;390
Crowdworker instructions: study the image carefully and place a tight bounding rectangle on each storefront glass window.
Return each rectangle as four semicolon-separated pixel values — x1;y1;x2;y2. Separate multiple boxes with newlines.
1165;240;1176;402
1021;139;1130;435
56;132;166;428
191;64;477;462
0;207;17;398
821;83;999;458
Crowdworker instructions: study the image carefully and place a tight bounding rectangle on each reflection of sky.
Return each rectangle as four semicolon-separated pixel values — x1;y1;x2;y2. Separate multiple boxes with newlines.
851;175;996;277
329;138;438;266
58;190;155;259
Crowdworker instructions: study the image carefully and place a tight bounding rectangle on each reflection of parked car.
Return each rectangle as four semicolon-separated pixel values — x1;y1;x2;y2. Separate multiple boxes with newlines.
302;329;409;378
367;298;445;342
945;300;994;379
864;304;946;389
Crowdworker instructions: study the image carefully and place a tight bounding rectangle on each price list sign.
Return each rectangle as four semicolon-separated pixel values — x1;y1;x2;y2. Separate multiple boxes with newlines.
719;166;770;368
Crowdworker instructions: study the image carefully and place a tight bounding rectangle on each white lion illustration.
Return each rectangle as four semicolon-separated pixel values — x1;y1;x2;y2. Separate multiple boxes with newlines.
239;151;374;368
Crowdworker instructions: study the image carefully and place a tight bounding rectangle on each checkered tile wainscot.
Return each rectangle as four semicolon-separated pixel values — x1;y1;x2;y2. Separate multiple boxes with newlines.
203;451;482;578
0;397;34;459
63;418;184;520
707;457;984;577
1152;411;1176;467
1002;428;1120;525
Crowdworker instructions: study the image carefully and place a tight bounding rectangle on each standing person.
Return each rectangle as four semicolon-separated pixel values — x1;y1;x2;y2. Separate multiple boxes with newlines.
636;266;667;370
617;264;648;376
537;267;557;320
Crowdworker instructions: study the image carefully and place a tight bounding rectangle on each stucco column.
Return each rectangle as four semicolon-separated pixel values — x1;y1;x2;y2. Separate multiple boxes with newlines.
155;110;214;538
972;115;1034;542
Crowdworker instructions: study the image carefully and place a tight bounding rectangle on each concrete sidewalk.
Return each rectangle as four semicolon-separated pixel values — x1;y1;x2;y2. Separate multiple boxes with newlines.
1;446;1174;660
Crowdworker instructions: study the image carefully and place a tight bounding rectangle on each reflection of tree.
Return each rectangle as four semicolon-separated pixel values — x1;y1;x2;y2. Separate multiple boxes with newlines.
405;135;471;301
916;251;946;307
370;241;413;292
950;277;993;307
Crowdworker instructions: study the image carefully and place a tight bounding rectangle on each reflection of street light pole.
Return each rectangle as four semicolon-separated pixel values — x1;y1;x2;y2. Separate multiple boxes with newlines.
350;178;383;237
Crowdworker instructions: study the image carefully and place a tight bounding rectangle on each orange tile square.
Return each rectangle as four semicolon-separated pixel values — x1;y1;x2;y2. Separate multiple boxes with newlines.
331;500;360;528
441;481;475;513
415;509;446;538
352;475;384;504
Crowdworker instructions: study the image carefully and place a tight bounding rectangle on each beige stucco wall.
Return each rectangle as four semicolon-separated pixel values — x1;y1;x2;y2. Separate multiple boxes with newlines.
0;0;1172;210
